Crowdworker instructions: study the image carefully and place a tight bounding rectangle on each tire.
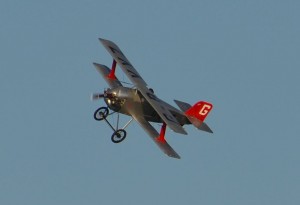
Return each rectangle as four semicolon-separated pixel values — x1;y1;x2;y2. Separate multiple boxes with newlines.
94;107;109;121
111;129;127;143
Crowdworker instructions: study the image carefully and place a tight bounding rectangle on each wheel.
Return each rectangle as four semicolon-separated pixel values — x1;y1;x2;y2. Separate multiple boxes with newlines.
94;107;109;121
111;129;127;143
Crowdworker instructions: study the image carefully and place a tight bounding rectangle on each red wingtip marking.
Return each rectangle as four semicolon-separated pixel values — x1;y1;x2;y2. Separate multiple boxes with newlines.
107;60;117;79
156;123;167;143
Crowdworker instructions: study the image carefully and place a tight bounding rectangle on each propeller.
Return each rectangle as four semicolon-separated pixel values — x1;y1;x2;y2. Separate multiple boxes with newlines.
91;88;115;101
91;93;105;101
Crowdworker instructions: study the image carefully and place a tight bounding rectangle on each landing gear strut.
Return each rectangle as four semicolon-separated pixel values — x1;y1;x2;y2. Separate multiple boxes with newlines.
93;106;133;143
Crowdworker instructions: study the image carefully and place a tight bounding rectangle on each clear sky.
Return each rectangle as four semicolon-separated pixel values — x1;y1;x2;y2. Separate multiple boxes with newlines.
1;0;299;204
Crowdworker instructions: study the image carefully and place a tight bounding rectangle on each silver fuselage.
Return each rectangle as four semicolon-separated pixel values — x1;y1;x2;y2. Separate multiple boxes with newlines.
104;87;189;124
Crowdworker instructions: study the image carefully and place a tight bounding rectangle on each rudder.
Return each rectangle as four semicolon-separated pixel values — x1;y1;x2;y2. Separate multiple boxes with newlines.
174;100;213;133
185;101;213;122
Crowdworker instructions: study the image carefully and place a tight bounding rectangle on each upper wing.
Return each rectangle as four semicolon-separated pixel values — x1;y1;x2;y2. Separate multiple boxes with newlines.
99;38;187;135
93;63;123;88
130;113;181;159
99;38;147;86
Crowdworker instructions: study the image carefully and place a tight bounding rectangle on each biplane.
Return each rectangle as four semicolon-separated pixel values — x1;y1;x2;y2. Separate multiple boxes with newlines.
92;38;213;159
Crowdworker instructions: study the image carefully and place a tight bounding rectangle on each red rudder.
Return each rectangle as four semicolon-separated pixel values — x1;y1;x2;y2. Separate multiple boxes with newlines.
185;101;213;122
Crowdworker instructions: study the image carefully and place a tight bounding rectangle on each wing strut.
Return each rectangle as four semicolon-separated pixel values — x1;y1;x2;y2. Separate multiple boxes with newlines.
107;60;117;79
157;123;167;143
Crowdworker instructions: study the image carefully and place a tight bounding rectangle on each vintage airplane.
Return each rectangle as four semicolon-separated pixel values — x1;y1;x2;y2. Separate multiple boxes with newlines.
92;38;213;159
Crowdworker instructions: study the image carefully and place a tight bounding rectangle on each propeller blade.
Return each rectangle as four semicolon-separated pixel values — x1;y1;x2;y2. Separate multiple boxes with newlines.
91;93;104;101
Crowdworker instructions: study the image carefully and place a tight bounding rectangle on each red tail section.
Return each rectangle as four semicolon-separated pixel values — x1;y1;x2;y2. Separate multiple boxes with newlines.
185;101;213;122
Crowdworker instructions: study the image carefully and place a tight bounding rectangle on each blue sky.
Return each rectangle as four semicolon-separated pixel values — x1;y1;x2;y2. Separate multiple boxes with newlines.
1;0;299;204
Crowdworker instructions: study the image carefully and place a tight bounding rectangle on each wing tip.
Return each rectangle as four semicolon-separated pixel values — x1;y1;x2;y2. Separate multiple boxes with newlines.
98;38;109;45
98;38;114;45
198;122;214;133
168;153;181;159
93;62;106;69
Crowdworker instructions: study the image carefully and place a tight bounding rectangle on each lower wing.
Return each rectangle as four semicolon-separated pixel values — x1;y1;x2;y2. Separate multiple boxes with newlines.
130;114;181;159
93;63;123;88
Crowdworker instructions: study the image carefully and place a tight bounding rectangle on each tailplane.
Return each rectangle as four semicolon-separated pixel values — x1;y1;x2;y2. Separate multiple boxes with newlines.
174;100;213;133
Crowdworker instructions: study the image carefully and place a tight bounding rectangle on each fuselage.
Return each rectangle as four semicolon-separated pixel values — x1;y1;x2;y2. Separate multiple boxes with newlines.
103;87;190;124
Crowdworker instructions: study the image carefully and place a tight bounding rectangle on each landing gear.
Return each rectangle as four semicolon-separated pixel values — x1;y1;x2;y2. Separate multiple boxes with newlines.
111;129;127;143
94;107;109;121
94;106;133;144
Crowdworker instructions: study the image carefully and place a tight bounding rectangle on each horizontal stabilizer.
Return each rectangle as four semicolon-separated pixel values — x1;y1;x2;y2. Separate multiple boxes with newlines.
188;116;213;133
174;100;192;112
199;122;213;133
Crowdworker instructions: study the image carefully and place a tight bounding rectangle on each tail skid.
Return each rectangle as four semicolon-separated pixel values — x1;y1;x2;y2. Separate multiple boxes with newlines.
174;100;213;133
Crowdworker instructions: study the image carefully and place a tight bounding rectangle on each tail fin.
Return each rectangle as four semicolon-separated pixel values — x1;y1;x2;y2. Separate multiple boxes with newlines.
174;100;213;133
185;101;213;122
